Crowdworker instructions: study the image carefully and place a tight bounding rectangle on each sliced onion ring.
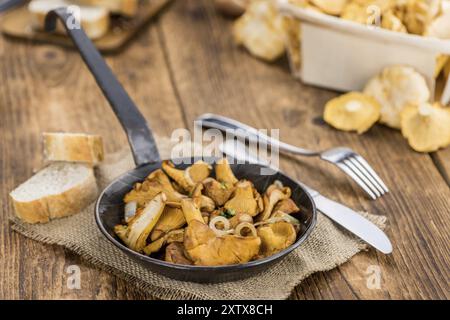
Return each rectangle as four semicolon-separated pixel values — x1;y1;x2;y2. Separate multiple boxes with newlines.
124;201;137;222
209;216;232;236
234;222;257;237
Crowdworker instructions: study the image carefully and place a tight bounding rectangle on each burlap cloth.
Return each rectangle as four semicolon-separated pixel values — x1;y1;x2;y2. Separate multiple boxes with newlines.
10;137;386;300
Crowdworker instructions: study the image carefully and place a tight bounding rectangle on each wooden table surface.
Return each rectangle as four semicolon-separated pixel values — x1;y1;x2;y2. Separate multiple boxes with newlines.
1;0;449;300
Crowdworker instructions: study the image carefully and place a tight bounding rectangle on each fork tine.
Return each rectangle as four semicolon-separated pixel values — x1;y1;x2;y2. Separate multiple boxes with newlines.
343;159;382;198
348;157;386;195
353;155;389;192
336;162;378;200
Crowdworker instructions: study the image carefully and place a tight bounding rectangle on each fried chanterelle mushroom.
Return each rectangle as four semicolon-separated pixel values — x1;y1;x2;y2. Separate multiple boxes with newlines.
182;199;261;266
324;92;381;134
114;193;167;253
400;102;450;152
364;65;430;129
258;222;297;257
150;205;186;241
115;158;302;266
233;0;287;62
162;160;212;194
310;0;347;15
124;169;185;207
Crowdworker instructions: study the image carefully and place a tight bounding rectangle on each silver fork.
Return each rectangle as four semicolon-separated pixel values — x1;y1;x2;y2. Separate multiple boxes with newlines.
197;113;389;200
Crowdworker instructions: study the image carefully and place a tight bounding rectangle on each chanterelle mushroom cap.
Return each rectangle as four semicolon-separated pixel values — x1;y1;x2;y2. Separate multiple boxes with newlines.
224;180;262;217
233;0;287;62
165;242;193;265
341;3;369;24
162;160;195;193
257;181;292;222
404;0;441;35
180;198;205;225
150;206;186;241
114;193;167;253
184;220;261;266
143;229;185;255
215;158;239;185
202;177;234;206
381;10;408;33
257;221;297;258
425;12;450;39
310;0;347;15
400;102;450;152
124;169;185;206
324;92;381;134
181;198;261;266
364;65;430;129
186;161;212;184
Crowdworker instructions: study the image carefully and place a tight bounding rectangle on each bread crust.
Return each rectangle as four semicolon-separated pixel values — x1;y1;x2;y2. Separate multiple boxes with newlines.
44;132;104;165
10;168;98;224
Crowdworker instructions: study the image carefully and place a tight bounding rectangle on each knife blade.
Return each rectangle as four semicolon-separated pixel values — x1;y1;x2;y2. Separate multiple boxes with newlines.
219;139;393;254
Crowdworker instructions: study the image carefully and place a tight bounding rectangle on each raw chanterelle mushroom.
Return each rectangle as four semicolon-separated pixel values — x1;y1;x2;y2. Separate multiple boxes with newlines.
162;160;212;193
257;181;291;222
124;169;185;207
143;229;185;255
182;198;261;266
224;180;263;217
257;222;297;258
324;92;381;134
114;193;167;253
310;0;347;15
214;0;249;17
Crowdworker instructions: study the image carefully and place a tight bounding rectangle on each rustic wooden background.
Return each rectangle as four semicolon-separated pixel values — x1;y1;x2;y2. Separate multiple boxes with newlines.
1;0;449;299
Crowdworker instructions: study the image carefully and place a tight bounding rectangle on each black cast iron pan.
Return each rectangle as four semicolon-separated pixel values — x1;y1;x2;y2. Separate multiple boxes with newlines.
44;8;317;283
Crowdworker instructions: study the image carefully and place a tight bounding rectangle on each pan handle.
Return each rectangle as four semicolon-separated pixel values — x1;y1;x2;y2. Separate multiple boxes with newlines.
44;8;161;166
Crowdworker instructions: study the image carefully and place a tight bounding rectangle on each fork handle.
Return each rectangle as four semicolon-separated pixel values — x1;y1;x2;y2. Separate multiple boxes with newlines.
197;113;319;157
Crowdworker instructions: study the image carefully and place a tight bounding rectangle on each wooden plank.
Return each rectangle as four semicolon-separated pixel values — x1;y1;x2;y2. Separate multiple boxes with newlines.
433;150;450;186
0;22;185;299
157;0;450;299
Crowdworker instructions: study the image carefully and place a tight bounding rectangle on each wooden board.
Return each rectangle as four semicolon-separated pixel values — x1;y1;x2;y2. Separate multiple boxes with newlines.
0;0;171;53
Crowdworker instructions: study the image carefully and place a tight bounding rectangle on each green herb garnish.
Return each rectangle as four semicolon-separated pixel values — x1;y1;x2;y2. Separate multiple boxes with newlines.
220;208;236;219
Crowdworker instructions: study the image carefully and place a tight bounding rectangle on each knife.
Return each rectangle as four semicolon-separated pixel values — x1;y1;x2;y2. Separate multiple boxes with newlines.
220;139;393;254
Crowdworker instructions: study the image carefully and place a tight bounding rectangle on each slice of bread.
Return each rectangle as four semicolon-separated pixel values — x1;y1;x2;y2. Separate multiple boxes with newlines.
43;132;104;165
71;0;140;17
29;0;110;40
10;162;98;224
